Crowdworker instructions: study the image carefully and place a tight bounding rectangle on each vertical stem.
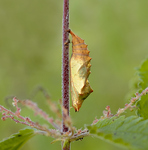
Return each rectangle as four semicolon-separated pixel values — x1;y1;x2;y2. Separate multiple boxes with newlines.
62;0;70;150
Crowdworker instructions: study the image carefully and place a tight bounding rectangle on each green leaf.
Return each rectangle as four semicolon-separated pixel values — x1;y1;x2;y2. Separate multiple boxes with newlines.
0;128;36;150
136;94;148;119
136;59;148;119
137;58;148;90
87;116;148;150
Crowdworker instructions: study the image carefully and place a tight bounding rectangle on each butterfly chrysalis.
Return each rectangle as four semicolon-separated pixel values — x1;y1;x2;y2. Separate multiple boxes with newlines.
68;29;93;112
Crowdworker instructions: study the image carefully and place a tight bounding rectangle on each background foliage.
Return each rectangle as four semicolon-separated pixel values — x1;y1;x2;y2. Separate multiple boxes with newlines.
0;0;148;150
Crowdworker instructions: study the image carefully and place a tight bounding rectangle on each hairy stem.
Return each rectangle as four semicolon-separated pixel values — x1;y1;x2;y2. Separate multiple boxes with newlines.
62;0;70;149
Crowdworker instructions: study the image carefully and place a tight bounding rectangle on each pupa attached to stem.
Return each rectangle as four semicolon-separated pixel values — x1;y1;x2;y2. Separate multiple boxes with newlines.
68;29;93;112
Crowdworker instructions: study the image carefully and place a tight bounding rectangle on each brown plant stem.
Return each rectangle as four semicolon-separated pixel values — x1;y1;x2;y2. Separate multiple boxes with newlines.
62;0;70;149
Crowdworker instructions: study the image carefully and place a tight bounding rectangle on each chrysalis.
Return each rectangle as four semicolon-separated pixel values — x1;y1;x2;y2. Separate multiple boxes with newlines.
68;29;93;112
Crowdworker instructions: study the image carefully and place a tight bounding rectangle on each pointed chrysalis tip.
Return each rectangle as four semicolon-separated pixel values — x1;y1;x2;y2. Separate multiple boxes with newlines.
75;108;79;112
73;105;80;112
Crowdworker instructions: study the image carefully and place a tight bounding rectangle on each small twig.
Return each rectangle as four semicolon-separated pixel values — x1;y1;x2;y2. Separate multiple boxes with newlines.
92;87;148;124
30;86;62;119
116;87;148;116
51;129;89;144
47;100;62;119
0;105;60;137
62;106;75;135
69;129;89;142
17;98;61;130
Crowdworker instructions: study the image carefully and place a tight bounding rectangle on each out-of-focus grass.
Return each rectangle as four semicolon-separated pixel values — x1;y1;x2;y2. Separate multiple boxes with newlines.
0;0;148;150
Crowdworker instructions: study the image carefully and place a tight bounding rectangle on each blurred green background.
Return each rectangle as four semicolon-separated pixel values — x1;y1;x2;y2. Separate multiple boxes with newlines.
0;0;148;150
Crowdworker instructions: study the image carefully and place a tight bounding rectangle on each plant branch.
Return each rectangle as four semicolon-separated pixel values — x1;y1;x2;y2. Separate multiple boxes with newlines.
92;87;148;125
62;0;69;133
0;104;59;138
62;0;70;149
17;98;61;130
